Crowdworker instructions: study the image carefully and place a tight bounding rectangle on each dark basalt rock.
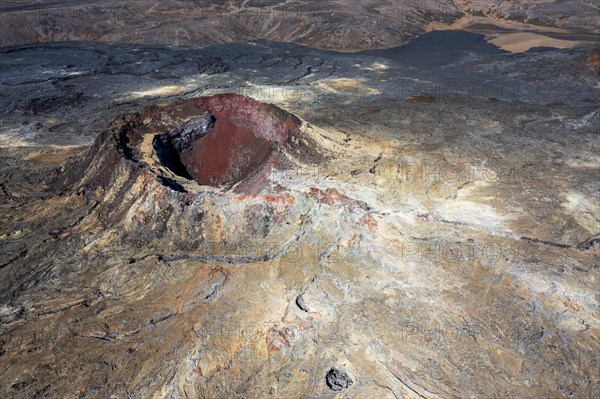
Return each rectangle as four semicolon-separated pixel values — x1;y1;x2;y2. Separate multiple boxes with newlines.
153;136;194;180
296;294;308;312
326;368;353;391
170;113;216;152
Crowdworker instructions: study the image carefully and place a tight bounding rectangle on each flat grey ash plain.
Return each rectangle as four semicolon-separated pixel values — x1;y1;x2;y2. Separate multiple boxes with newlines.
0;1;599;399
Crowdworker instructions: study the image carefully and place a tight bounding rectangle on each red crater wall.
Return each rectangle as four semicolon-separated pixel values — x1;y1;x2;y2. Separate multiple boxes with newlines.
158;94;300;188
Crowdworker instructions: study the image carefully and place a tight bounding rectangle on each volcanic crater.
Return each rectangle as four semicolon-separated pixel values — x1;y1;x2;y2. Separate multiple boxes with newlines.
52;93;323;254
151;94;301;190
66;93;309;203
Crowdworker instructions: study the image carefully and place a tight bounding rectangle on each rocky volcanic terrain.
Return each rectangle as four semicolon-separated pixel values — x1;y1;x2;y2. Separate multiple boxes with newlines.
0;20;599;399
0;0;598;50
